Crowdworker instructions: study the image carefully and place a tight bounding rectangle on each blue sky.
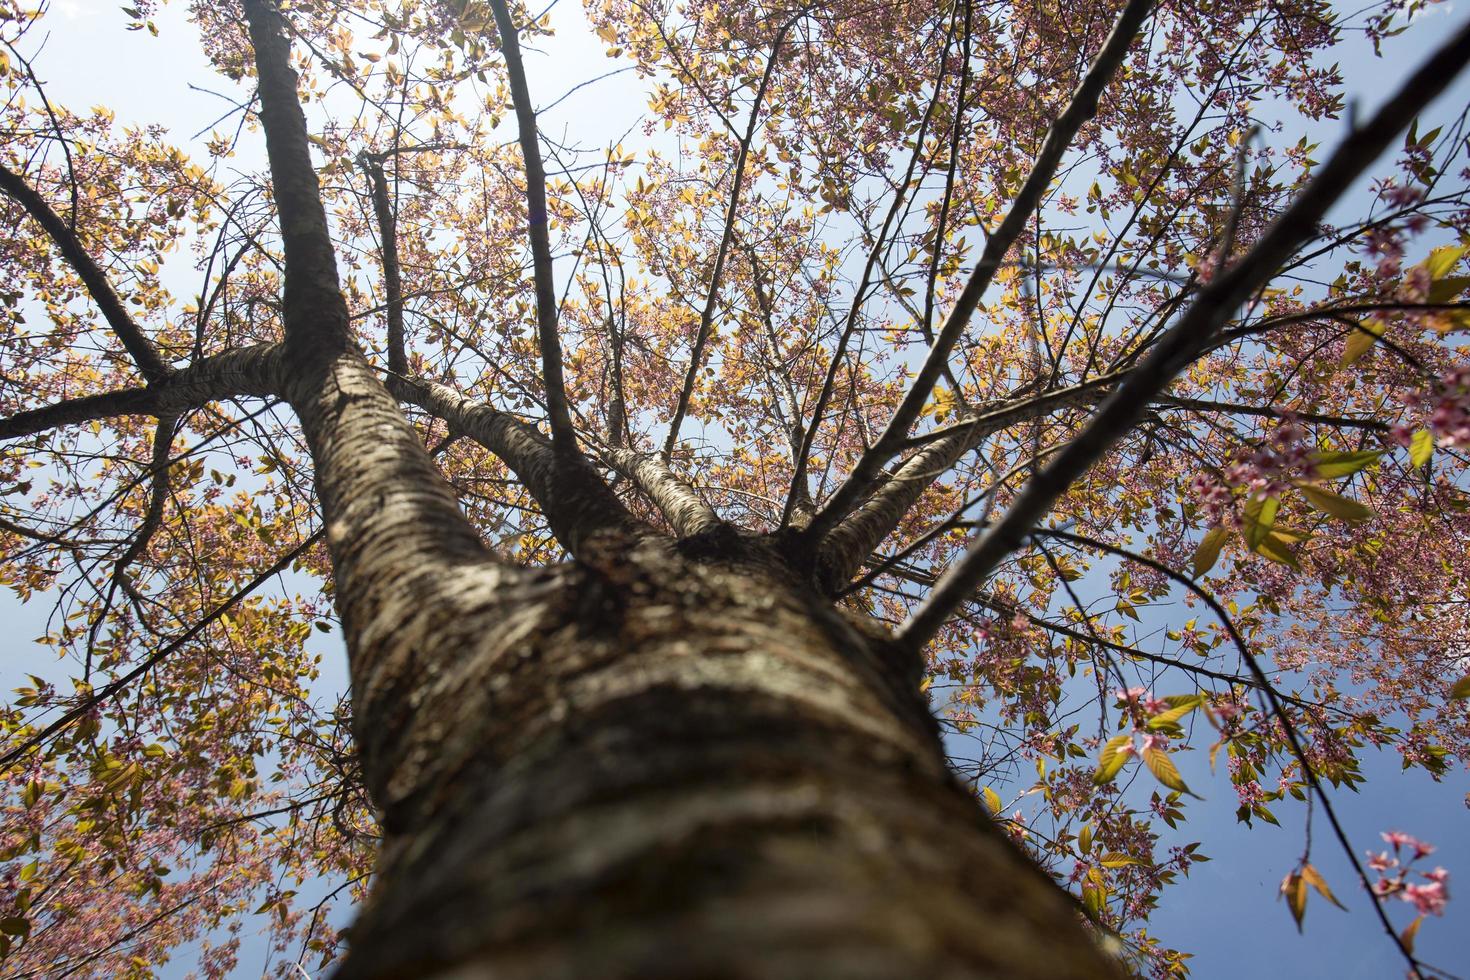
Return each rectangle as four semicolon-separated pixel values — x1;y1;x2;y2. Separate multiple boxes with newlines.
3;0;1469;976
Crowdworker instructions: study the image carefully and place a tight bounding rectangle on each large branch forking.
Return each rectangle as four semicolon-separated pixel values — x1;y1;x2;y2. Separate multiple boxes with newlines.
803;0;1156;543
899;17;1470;650
395;376;641;556
0;163;173;383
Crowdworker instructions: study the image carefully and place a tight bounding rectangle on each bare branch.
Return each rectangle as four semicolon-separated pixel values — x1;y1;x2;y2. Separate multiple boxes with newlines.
488;0;576;450
359;152;408;377
782;5;962;524
806;0;1156;541
899;19;1470;651
0;163;172;382
663;18;793;459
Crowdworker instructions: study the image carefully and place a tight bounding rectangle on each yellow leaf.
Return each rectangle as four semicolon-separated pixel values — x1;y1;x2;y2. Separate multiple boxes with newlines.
1300;863;1347;910
1192;526;1228;577
1146;696;1203;731
1311;449;1383;479
1449;675;1470;700
1281;870;1308;932
981;785;1002;815
1093;734;1134;786
1254;529;1303;570
1425;244;1468;280
1340;317;1384;365
1243;495;1279;549
1099;851;1145;868
1410;429;1433;468
1402;914;1424;953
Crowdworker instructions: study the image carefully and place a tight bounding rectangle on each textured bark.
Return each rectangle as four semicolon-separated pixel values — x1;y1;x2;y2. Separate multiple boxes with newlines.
334;535;1120;980
233;5;1123;976
0;343;282;440
602;446;724;538
397;376;639;557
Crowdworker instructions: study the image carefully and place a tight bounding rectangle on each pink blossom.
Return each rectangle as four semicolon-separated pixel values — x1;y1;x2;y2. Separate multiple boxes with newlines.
1382;830;1416;850
1400;265;1432;303
1402;881;1449;916
1367;850;1397;872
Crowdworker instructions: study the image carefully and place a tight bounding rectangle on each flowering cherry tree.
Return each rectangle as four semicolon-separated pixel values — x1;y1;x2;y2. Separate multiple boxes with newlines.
1;0;1469;976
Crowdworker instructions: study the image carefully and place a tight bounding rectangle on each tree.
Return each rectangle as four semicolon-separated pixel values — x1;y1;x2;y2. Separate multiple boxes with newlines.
0;0;1468;975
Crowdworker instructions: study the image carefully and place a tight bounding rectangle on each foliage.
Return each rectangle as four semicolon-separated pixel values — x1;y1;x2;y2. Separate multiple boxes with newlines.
0;0;1468;975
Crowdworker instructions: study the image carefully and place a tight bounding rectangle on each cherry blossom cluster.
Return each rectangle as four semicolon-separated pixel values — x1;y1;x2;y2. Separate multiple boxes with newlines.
1367;831;1450;917
1394;365;1470;450
1191;417;1308;523
1361;180;1428;278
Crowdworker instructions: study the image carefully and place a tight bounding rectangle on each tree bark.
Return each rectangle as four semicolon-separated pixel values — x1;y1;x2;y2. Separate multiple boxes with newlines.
333;533;1118;979
232;4;1121;975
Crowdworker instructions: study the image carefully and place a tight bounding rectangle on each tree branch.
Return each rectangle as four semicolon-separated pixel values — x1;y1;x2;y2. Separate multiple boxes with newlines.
0;163;172;382
359;152;408;377
394;375;640;556
805;0;1156;541
0;343;284;440
600;446;723;538
898;19;1470;650
663;17;792;459
488;0;576;450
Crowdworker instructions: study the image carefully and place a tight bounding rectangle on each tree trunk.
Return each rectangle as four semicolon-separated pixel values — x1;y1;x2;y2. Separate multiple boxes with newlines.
331;530;1117;979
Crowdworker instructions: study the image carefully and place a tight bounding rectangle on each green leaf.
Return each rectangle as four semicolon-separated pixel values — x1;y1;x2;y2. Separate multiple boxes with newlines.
1079;822;1094;855
1310;449;1383;479
1254;530;1303;570
1243;495;1279;549
1192;526;1228;577
1142;745;1196;796
1300;485;1373;522
1409;429;1434;468
1449;675;1470;700
1093;734;1134;786
1099;851;1145;868
0;916;29;937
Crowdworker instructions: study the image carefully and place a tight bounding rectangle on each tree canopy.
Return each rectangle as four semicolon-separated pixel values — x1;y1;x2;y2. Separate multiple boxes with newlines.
1;0;1469;975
